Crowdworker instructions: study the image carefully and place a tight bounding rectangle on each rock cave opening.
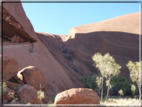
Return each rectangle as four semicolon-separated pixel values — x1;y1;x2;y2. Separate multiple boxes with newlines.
2;7;36;43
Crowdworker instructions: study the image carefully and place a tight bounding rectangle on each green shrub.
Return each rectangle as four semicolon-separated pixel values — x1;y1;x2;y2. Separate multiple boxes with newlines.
131;84;136;97
29;49;34;53
118;89;124;98
13;86;21;92
81;73;106;95
9;76;19;84
110;76;135;96
81;76;96;89
37;90;45;104
2;82;7;92
81;75;139;97
1;82;19;103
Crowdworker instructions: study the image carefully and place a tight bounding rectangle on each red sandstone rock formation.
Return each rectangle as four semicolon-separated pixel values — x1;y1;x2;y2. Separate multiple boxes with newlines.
54;88;100;104
3;80;22;90
67;12;140;41
42;94;50;104
62;12;140;78
36;32;84;88
2;55;19;80
3;87;15;102
36;13;140;88
18;66;48;92
2;1;74;97
17;84;40;104
2;1;36;43
1;0;140;99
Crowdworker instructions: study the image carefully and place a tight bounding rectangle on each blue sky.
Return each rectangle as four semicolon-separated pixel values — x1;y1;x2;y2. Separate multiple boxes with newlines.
22;2;139;35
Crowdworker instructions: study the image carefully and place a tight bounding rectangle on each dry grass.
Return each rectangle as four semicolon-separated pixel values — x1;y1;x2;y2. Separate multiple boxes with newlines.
100;96;141;106
47;96;142;107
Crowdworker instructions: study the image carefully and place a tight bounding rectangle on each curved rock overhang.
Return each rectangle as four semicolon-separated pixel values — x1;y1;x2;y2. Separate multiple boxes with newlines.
2;7;36;43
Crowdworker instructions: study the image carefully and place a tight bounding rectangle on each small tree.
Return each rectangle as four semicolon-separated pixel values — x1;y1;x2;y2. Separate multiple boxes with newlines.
92;53;107;102
106;79;113;98
103;53;121;99
131;84;136;97
127;61;142;103
91;73;102;95
1;82;19;103
37;90;45;104
118;89;124;98
2;82;7;92
96;76;102;95
92;53;121;101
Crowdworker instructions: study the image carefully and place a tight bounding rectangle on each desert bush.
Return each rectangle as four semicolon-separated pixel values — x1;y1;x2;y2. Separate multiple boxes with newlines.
9;76;19;84
81;76;96;89
131;84;136;97
2;82;7;92
81;73;107;96
13;86;21;92
8;93;18;103
118;89;124;98
1;82;19;103
92;52;121;101
37;90;45;104
127;60;142;102
81;75;139;97
110;76;133;96
95;76;102;95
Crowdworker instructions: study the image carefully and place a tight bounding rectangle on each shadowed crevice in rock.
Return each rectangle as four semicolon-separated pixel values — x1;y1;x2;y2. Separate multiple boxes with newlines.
61;41;81;75
36;32;82;75
36;32;84;88
2;7;36;43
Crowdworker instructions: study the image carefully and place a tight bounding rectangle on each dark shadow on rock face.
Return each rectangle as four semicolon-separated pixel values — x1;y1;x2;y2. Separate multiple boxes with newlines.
64;31;140;78
36;31;139;90
36;33;80;74
36;32;84;88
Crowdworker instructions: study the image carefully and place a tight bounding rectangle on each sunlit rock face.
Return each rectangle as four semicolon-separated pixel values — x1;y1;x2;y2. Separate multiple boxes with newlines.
1;0;140;97
54;88;100;104
2;1;74;97
67;12;140;40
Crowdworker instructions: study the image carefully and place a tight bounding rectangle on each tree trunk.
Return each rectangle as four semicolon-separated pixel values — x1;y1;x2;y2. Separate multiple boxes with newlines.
99;87;100;95
101;77;104;102
138;87;141;104
106;77;111;99
137;83;141;104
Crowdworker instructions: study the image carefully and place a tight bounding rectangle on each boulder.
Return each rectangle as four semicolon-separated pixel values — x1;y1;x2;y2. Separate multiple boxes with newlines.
54;88;100;104
3;100;8;104
17;78;25;85
2;55;19;80
3;87;15;102
3;80;22;91
17;84;40;104
17;70;23;80
18;66;48;92
42;94;50;104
